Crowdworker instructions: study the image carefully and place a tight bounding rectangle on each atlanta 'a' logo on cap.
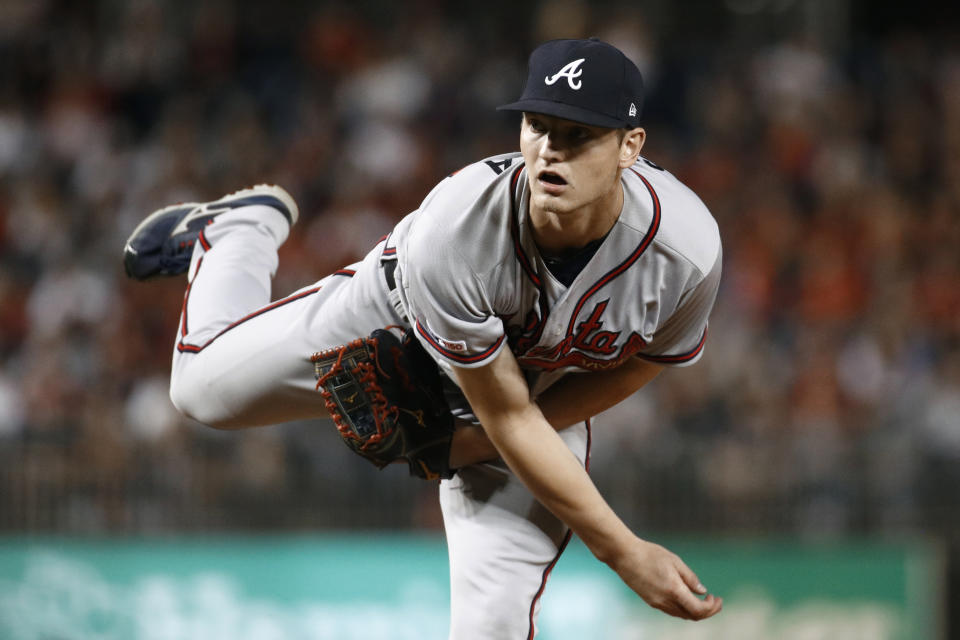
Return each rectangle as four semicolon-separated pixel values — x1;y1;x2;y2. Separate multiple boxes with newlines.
545;58;585;90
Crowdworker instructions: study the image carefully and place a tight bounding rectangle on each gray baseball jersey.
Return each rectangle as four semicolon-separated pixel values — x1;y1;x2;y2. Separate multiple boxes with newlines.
391;151;721;399
162;151;721;638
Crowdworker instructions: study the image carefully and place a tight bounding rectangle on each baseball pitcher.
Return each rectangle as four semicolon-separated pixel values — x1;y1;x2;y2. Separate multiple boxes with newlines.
124;38;724;638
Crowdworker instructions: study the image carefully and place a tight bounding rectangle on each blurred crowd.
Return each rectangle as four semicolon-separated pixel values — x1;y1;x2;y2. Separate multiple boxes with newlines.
0;0;958;538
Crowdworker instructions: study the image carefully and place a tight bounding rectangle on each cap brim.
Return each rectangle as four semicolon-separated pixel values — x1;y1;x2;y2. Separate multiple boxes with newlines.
497;99;626;129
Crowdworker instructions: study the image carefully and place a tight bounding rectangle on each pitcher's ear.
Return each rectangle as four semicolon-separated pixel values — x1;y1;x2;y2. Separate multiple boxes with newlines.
619;128;646;168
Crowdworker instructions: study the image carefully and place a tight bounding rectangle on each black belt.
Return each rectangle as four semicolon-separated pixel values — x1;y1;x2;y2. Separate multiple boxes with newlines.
383;259;398;291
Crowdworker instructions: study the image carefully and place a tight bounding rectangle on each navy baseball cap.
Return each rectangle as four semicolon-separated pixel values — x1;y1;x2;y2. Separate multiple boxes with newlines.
498;38;644;128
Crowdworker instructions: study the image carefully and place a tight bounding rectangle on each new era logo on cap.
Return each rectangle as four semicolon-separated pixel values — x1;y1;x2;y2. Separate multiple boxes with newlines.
498;38;644;129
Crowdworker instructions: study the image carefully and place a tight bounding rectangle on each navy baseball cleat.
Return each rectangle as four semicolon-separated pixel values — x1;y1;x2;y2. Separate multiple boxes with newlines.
122;184;299;280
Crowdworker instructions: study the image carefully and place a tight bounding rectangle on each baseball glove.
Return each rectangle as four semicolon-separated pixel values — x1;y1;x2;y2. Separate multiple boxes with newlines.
311;328;455;480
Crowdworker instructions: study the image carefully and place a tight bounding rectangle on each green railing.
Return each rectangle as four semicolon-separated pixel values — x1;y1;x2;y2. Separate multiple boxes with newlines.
0;535;941;639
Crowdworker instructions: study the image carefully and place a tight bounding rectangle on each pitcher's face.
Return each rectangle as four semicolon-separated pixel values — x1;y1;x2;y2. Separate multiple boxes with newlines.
520;113;639;220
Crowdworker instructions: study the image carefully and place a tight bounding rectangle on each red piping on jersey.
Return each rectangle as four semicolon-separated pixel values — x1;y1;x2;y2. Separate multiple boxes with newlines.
178;255;204;342
380;233;396;258
585;418;593;471
178;285;323;353
177;254;351;353
415;319;505;364
510;165;541;288
525;419;592;639
198;228;211;251
509;164;551;352
562;169;661;339
638;326;708;364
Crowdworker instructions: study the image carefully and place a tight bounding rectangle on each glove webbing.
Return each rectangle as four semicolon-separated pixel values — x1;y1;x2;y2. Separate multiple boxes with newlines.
312;337;397;457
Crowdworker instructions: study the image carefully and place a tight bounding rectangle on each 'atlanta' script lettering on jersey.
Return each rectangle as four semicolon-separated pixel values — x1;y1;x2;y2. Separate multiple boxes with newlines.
513;300;649;371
